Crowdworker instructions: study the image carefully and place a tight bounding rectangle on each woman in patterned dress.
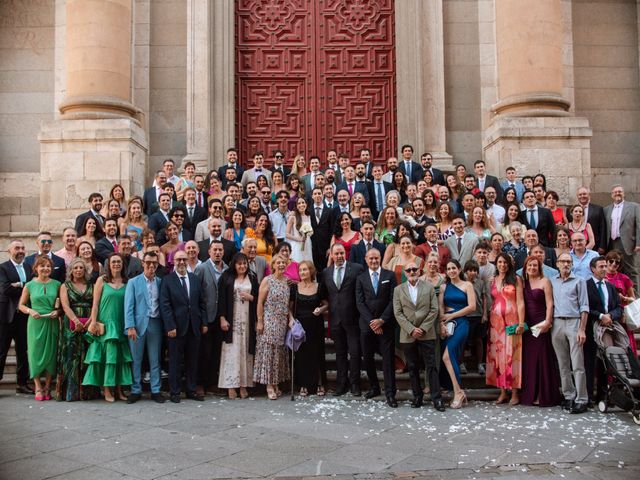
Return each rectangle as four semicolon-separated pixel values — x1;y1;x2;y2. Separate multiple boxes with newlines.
486;252;525;405
254;254;292;399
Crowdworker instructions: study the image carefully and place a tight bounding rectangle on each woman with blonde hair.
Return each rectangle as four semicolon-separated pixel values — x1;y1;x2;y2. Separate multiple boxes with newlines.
290;154;307;178
119;197;147;251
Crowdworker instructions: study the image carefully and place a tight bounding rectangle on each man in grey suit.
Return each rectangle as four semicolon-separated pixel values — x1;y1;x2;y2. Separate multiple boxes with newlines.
393;260;445;411
605;184;640;291
242;237;267;283
241;151;272;187
444;215;479;268
194;239;228;393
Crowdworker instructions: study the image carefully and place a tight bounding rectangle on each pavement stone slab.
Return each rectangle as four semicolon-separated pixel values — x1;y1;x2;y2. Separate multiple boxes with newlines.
317;444;412;472
54;438;150;464
48;465;146;480
0;452;87;480
101;448;210;480
212;447;311;476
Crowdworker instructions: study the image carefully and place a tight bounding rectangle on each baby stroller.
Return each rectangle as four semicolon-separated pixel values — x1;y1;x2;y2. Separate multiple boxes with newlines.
595;322;640;424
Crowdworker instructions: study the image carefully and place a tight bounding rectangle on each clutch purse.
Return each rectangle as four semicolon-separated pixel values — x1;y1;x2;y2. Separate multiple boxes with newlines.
445;321;456;337
70;317;90;330
506;323;529;336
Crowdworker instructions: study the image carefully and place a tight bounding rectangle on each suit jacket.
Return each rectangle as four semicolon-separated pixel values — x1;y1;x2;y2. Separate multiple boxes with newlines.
337;181;370;205
197;238;236;265
444;232;479;268
566;203;606;252
183;204;208;237
367;180;393;218
249;256;268;284
24;253;66;283
514;246;557;271
393;279;439;342
398;160;422;183
124;273;162;337
355;268;397;331
310;204;335;270
301;171;322;193
500;180;525;202
414;242;450;273
270;164;291;179
74;210;105;236
148;210;170;235
350;240;386;268
477;175;504;201
142;186;162;216
194;259;228;325
586;278;623;326
216;270;259;354
241;167;272;187
520;206;556;247
218;164;245;187
0;260;32;324
156;227;194;247
604;201;640;255
422;167;445;186
95;237;117;264
322;262;364;327
160;271;207;337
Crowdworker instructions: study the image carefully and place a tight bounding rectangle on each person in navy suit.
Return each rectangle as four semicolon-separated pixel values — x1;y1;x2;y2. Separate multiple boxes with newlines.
74;192;105;235
398;144;422;183
160;250;208;403
0;240;33;393
147;193;172;236
350;220;386;268
24;232;66;283
367;165;393;220
359;148;375;180
124;251;165;404
143;170;167;217
420;152;445;186
269;150;290;179
337;166;370;205
356;248;398;407
309;187;334;272
520;190;556;247
217;147;245;186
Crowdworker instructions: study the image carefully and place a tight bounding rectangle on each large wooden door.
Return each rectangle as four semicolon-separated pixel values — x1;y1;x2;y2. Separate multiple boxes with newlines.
235;0;397;166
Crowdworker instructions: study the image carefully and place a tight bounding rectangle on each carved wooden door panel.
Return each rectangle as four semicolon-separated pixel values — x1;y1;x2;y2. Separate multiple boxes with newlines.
236;0;397;166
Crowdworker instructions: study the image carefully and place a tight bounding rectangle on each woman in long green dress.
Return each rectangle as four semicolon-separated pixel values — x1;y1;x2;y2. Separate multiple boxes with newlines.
56;258;94;401
83;253;132;402
18;255;62;401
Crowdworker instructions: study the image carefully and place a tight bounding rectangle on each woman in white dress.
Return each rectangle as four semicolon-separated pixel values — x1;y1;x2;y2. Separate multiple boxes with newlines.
286;196;313;262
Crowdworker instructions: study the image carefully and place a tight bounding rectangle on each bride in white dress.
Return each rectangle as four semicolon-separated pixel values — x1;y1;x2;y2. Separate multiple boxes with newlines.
286;196;313;262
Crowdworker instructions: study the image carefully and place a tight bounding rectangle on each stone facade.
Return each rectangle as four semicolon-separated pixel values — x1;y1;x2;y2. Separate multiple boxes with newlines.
0;0;638;235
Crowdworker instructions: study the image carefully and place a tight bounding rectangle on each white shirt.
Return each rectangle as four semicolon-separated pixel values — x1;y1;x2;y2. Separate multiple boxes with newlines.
592;276;609;313
477;175;486;191
145;274;160;318
487;203;506;227
313;203;324;221
407;281;419;305
369;268;382;286
611;202;624;240
269;208;289;239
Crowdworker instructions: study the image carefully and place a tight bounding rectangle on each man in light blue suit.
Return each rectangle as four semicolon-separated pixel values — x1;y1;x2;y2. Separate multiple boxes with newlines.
124;251;165;404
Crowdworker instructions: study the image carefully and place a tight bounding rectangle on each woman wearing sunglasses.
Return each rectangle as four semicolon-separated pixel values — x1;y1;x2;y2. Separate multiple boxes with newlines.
605;250;637;356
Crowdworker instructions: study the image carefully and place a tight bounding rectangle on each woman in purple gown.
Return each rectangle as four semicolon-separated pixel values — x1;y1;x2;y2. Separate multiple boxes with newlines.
520;256;561;407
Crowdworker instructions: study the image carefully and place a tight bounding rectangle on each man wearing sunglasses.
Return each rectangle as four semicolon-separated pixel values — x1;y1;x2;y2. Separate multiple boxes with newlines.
269;150;290;178
155;206;193;245
24;232;66;283
195;198;226;242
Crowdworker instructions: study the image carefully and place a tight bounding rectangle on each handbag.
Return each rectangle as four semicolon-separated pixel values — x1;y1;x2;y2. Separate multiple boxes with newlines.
624;298;640;331
445;320;456;337
69;317;89;330
506;323;529;336
285;287;306;351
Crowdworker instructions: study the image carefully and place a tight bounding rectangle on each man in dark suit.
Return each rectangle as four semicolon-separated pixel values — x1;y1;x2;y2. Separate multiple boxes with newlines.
269;150;291;179
585;256;624;405
148;193;172;235
356;248;398;407
520;190;556;247
95;218;120;264
415;224;450;273
160;250;208;403
514;230;557;270
217;147;244;185
322;244;364;396
350;220;385;268
182;187;208;238
197;217;236;265
398;144;422;183
0;240;33;394
310;187;334;272
337;166;370;205
359;148;375;180
74;192;105;235
24;232;66;283
473;160;503;202
566;186;607;254
420;152;445;186
155;206;194;246
143;170;167;216
367;165;392;220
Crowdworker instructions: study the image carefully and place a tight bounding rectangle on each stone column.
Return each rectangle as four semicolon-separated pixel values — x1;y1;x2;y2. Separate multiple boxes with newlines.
484;0;591;201
395;0;452;168
39;0;148;232
183;0;234;171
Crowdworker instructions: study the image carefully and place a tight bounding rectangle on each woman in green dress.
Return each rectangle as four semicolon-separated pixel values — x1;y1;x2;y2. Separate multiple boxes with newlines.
56;257;94;401
18;255;61;401
83;253;132;402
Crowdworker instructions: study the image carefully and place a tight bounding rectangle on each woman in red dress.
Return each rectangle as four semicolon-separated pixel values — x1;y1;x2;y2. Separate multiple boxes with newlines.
328;213;360;264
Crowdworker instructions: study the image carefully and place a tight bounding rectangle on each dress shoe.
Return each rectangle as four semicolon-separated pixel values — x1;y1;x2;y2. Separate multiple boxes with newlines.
561;399;573;411
16;384;35;394
364;389;381;399
169;394;181;404
350;386;362;396
410;397;423;408
433;399;446;412
386;396;398;408
332;387;348;397
570;402;588;414
126;393;142;404
151;392;166;404
186;392;205;401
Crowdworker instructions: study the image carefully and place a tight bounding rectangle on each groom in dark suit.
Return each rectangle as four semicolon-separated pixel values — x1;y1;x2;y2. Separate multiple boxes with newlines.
355;248;398;407
322;243;364;396
0;240;33;393
160;250;208;403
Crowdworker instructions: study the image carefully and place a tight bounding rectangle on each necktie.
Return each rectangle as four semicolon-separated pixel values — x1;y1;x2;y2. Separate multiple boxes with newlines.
315;207;321;222
255;169;262;173
180;276;188;297
335;266;343;289
431;243;438;254
96;214;104;227
111;240;118;252
376;182;384;210
528;209;537;229
457;236;462;255
348;183;353;196
188;206;194;221
597;280;606;308
197;192;203;208
372;271;379;294
366;242;372;251
406;162;411;178
327;202;332;210
16;263;26;283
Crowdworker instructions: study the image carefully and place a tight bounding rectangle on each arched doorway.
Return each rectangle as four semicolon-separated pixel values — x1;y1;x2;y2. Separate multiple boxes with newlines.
235;0;397;166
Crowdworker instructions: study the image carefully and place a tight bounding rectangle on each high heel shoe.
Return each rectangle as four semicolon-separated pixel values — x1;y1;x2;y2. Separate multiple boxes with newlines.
495;394;509;405
34;389;44;401
450;391;467;409
43;388;52;401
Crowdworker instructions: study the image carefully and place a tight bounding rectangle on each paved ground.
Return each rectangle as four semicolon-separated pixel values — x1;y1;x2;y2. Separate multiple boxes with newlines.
0;391;638;480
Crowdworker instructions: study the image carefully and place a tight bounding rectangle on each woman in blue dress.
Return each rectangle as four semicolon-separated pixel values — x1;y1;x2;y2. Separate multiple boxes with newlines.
439;260;476;409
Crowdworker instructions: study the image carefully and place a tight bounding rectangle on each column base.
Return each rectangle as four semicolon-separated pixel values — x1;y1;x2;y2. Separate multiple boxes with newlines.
483;116;592;202
38;118;149;232
428;151;454;173
180;153;210;174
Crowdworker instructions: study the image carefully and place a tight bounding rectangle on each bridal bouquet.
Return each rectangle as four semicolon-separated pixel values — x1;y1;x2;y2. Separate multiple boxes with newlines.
299;224;314;250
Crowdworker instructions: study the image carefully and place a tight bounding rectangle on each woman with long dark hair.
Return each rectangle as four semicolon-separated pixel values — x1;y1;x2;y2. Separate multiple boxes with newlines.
329;212;360;263
247;212;276;263
286;196;313;262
